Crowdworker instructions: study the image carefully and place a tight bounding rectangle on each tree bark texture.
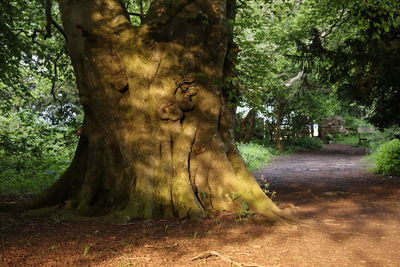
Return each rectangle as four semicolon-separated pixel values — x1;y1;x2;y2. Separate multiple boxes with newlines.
30;0;284;223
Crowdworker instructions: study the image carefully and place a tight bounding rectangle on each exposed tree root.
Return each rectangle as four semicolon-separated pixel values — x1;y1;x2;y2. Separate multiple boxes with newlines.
22;206;60;217
15;202;301;227
190;250;267;267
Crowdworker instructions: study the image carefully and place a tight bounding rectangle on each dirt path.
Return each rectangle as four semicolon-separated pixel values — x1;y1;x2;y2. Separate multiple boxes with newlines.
255;143;381;194
1;144;400;267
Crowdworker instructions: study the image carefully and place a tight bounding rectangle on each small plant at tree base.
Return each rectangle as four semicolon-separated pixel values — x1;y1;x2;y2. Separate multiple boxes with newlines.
375;139;400;175
192;232;200;239
258;175;277;199
229;192;255;222
236;201;255;222
83;245;91;256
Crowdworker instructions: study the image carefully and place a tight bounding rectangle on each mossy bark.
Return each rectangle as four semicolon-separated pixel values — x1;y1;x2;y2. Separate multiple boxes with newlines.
24;0;284;223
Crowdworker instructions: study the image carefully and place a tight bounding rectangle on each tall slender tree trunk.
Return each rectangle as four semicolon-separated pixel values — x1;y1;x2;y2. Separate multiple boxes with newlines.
22;0;284;223
275;102;284;151
240;108;257;143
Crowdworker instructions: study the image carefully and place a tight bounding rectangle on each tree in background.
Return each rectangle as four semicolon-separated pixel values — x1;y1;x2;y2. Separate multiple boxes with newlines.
234;0;400;148
234;1;335;149
0;0;83;194
286;0;400;129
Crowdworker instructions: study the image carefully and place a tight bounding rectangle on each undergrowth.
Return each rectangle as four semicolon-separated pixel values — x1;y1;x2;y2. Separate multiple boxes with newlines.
334;134;363;147
237;142;276;171
366;126;400;152
284;137;323;152
0;116;77;195
335;126;400;176
0;152;70;195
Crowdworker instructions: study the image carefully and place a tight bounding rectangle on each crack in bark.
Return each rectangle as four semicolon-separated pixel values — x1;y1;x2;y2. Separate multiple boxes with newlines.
173;78;197;96
188;123;204;209
205;166;215;210
118;84;129;94
153;57;163;83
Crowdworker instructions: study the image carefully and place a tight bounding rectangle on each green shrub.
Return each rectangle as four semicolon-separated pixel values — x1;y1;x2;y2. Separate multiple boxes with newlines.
375;139;400;175
237;142;275;171
367;126;400;152
285;137;323;152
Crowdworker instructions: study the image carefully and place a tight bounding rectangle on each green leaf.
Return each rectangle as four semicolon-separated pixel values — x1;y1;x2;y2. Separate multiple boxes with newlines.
240;201;250;211
83;245;91;256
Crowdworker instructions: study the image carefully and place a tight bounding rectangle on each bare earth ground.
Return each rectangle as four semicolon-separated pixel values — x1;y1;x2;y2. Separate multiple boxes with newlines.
1;144;400;267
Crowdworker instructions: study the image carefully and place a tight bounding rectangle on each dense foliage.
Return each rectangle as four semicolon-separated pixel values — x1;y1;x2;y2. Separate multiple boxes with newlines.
0;105;79;194
234;1;330;147
233;0;384;149
0;0;83;195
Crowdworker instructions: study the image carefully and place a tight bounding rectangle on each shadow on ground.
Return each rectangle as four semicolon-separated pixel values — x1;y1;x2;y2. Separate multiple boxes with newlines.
1;144;400;266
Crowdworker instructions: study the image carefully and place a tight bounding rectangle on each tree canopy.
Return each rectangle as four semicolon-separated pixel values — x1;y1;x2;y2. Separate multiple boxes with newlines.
284;0;400;128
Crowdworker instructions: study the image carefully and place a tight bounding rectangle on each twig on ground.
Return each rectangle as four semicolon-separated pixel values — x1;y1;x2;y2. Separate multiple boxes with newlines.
190;250;266;267
118;256;151;262
144;243;178;249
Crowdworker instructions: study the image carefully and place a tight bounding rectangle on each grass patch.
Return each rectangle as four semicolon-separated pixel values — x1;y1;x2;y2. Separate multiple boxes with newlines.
237;142;277;171
284;137;323;152
333;134;363;147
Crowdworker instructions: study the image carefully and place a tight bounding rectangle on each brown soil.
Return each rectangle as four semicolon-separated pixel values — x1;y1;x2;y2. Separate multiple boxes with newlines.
1;144;400;267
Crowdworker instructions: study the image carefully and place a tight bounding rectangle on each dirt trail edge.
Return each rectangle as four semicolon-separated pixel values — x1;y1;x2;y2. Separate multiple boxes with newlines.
254;144;400;266
1;144;400;267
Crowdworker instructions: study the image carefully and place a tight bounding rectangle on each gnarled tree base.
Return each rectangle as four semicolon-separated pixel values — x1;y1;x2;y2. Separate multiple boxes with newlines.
3;128;292;224
10;140;288;224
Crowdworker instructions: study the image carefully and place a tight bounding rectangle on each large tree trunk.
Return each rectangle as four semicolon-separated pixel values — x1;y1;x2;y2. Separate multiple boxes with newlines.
23;0;284;223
